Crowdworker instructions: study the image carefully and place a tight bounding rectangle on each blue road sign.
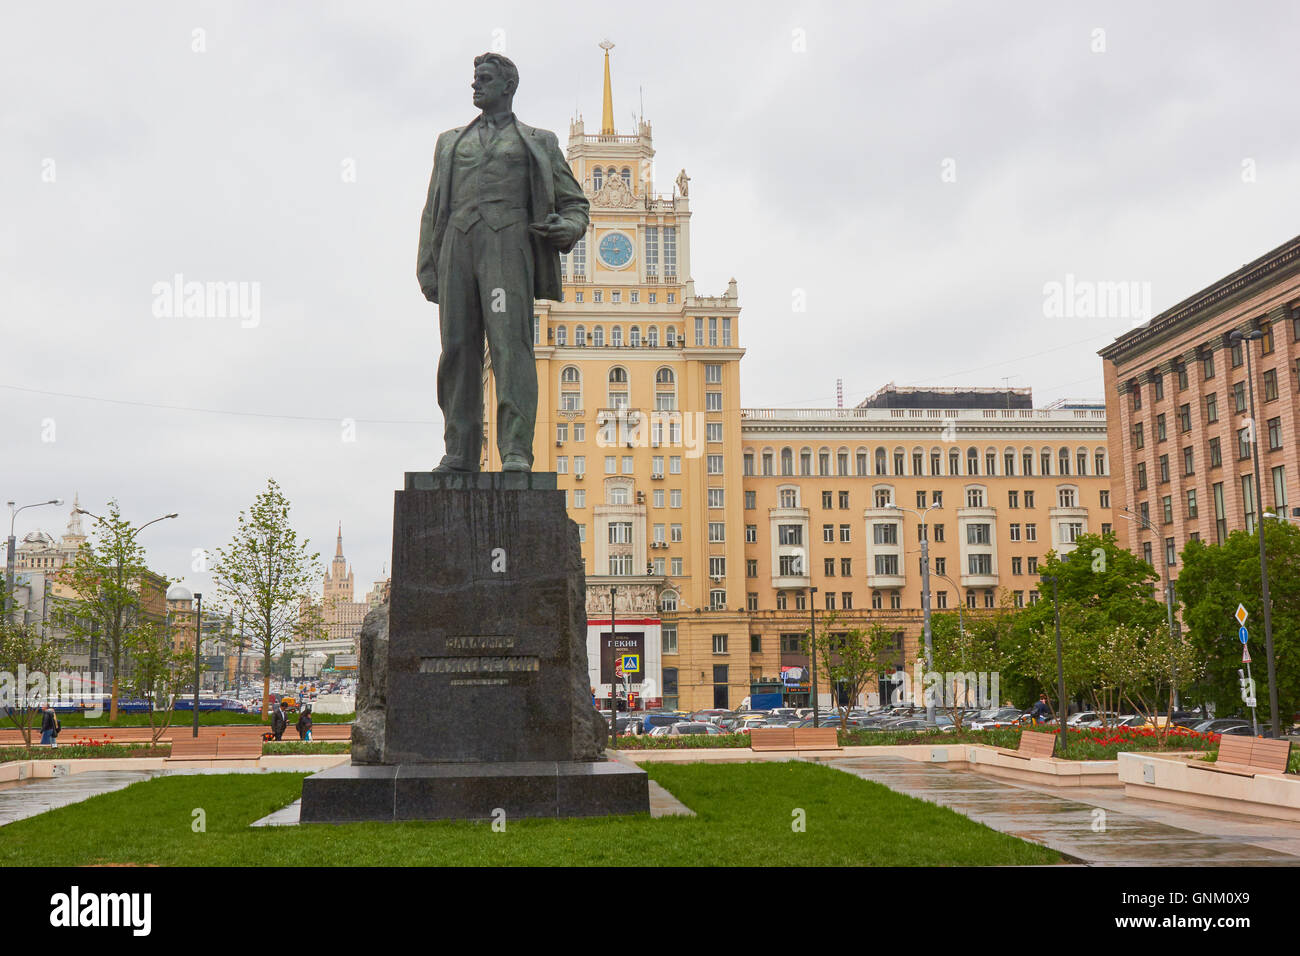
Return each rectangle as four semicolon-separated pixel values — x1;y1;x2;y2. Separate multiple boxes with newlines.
1239;626;1249;644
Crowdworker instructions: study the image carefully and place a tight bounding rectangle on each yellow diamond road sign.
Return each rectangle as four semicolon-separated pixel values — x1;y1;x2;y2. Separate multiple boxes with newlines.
1235;604;1249;626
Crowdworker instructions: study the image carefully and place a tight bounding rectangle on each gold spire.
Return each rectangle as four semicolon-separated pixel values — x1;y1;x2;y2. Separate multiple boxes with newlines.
599;39;615;135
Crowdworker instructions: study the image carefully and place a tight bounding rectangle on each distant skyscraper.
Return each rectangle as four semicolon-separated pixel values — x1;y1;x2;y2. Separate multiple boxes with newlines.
322;524;368;649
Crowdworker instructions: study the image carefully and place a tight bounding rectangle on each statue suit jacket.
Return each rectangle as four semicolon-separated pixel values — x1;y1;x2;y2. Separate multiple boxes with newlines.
417;114;590;305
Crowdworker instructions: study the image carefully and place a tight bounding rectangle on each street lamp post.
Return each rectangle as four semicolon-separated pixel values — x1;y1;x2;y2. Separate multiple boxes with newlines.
1231;328;1281;737
889;503;940;723
1046;571;1068;754
73;508;178;703
1121;507;1182;711
931;569;967;703
6;498;64;623
192;592;202;737
808;585;818;727
608;585;617;749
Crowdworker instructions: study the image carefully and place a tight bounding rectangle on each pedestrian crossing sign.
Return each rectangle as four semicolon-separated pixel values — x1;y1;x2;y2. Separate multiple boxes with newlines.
621;654;640;673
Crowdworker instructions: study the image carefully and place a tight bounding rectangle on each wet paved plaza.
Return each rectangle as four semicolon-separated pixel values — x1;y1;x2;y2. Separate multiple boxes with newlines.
826;755;1300;865
0;770;158;826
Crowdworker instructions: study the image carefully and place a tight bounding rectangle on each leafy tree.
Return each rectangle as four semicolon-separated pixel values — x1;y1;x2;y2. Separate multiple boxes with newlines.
803;615;891;728
1178;522;1300;729
0;620;63;747
59;501;169;721
212;479;322;717
1021;532;1166;635
1004;609;1100;721
930;607;1008;729
123;620;195;744
1116;624;1200;748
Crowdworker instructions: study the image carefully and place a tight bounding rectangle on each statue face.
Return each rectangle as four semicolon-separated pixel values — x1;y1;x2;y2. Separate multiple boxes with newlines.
471;63;512;113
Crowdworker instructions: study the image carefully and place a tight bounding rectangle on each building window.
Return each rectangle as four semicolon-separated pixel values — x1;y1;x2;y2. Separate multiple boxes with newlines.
1186;488;1198;518
1264;368;1279;402
712;634;728;654
1213;482;1226;543
662;624;677;654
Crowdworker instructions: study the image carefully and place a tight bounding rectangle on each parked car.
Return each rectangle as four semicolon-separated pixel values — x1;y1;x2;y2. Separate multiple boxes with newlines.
666;722;725;736
1068;711;1119;728
1112;714;1149;728
1192;718;1251;735
969;708;1025;730
640;712;692;735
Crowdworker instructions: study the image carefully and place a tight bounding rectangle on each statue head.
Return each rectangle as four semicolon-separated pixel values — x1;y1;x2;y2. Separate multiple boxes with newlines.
472;53;518;113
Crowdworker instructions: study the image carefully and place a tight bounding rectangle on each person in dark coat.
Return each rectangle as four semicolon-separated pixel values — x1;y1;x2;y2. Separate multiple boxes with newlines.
40;703;60;746
271;701;289;741
1030;695;1052;724
295;705;313;742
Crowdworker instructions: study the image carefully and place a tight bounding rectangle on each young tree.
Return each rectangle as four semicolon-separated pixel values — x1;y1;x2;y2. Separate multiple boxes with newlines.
212;479;322;717
804;615;890;729
0;620;63;747
930;608;1007;730
59;501;170;721
123;620;195;744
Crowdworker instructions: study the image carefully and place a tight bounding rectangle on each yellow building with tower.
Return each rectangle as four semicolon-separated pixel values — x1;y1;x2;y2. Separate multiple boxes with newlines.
484;47;1114;712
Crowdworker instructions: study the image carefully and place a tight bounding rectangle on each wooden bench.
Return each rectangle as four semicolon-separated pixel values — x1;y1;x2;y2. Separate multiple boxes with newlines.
166;737;219;760
749;727;842;752
1192;734;1291;777
996;730;1057;760
165;735;264;761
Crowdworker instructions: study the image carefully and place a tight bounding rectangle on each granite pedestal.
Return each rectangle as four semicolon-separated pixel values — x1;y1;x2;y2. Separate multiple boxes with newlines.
300;471;648;824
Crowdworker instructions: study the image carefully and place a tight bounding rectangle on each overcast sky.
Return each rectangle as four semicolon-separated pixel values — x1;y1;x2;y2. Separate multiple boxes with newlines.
4;0;1299;597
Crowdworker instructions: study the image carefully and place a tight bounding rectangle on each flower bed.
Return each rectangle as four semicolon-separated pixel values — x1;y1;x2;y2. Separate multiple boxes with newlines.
614;724;1221;758
0;743;171;761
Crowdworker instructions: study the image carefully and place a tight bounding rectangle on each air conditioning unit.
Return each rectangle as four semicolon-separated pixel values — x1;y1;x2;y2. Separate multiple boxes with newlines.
555;440;564;447
575;472;585;480
651;473;664;480
636;491;645;503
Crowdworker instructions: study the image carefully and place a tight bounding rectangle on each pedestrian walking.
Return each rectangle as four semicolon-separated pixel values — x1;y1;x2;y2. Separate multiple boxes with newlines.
296;705;313;742
40;703;60;747
271;700;289;741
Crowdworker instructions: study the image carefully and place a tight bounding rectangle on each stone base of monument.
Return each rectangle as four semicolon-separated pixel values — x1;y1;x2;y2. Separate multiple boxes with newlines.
299;471;649;824
300;758;647;823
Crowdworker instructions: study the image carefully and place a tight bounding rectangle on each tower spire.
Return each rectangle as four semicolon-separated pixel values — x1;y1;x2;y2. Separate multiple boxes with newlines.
336;522;344;558
599;39;615;135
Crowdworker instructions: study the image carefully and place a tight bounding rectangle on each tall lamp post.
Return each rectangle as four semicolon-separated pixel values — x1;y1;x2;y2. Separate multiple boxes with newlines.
1231;328;1280;737
74;509;178;700
6;498;64;623
889;502;941;723
1120;507;1182;710
608;585;617;749
192;592;203;737
1039;567;1070;755
930;568;968;704
808;585;818;727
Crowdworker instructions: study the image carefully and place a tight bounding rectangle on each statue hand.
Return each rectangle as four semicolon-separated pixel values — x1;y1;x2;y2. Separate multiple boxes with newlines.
529;214;579;247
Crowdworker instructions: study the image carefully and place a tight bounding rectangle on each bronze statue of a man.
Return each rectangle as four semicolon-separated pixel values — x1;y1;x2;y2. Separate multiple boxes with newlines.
417;53;590;473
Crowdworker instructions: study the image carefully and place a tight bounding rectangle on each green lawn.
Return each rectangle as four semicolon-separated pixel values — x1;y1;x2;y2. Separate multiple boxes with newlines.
0;762;1058;866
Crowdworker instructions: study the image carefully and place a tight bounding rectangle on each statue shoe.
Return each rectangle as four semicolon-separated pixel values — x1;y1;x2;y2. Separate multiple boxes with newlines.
501;455;531;473
432;459;473;473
